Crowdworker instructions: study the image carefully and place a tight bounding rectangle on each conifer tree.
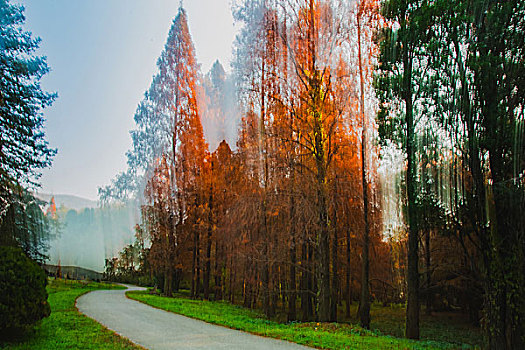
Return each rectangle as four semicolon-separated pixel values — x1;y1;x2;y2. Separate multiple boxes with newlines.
129;6;207;297
376;0;432;339
0;0;56;219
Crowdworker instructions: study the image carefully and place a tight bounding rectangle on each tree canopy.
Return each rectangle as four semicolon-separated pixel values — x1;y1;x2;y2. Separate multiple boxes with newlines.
0;0;56;216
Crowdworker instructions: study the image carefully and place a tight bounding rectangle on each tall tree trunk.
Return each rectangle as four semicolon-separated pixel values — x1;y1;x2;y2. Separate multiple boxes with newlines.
191;233;196;298
214;240;222;300
484;82;520;350
271;234;278;316
301;240;313;321
193;226;201;299
357;9;371;330
346;224;352;318
243;261;252;308
164;264;173;297
316;169;331;322
425;229;431;315
164;223;173;297
404;45;419;339
261;210;272;317
288;194;297;321
331;190;339;322
204;178;213;300
229;252;235;303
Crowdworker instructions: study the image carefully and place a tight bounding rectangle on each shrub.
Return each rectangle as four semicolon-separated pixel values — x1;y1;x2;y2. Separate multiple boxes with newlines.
0;246;50;336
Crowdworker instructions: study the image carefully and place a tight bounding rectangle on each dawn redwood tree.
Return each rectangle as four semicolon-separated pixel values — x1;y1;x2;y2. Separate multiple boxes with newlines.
121;6;208;297
233;0;372;322
285;0;351;322
157;6;207;298
143;156;175;295
233;1;285;317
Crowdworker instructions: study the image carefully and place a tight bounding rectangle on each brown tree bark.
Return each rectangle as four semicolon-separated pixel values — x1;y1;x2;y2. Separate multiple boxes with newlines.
357;8;371;330
203;180;213;300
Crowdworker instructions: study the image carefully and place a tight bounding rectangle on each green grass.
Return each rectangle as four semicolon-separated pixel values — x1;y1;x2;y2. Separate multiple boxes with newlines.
361;303;482;348
127;290;478;350
1;279;141;350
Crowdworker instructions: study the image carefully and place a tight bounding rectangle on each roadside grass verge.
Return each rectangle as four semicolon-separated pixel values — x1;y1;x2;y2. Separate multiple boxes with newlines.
1;279;141;350
127;290;477;350
357;303;482;348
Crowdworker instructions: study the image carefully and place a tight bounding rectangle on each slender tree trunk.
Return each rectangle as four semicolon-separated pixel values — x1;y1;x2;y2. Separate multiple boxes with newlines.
288;195;297;321
357;10;371;330
316;175;331;322
191;233;196;298
251;257;258;308
229;252;235;303
193;227;201;299
311;243;318;320
486;113;519;350
312;73;331;322
164;222;173;297
331;193;339;322
271;233;278;316
164;265;173;297
258;56;273;319
301;240;313;321
425;229;431;315
244;262;252;308
204;178;213;300
214;241;222;300
404;49;419;340
261;213;272;317
346;224;352;318
303;0;331;323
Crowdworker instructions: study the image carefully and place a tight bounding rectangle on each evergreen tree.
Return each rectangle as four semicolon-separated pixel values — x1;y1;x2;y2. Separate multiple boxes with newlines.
467;1;525;347
376;0;433;339
0;189;55;262
0;0;56;219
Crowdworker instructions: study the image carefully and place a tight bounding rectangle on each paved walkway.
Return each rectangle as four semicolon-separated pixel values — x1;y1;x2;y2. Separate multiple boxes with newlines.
76;285;312;350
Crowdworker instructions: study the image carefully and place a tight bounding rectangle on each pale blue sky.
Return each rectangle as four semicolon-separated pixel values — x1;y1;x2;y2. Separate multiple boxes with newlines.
20;0;238;200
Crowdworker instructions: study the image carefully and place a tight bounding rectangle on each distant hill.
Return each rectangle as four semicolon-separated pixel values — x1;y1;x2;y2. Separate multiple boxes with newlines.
36;193;98;210
43;264;104;280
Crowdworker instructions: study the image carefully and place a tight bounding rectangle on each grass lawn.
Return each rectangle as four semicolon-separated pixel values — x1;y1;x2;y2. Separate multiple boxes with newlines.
358;303;482;348
127;290;479;350
1;278;141;350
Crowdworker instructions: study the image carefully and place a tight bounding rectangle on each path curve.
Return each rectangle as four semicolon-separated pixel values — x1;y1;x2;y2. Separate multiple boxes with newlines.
76;285;312;350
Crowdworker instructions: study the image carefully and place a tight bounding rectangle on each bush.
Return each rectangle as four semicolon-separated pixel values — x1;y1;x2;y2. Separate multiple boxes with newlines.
0;246;50;335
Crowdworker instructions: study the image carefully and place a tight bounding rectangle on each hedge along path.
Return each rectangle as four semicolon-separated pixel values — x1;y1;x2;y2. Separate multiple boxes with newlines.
76;285;312;350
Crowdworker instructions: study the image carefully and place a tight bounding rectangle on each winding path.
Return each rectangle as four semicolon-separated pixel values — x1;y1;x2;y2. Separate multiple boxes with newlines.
76;285;312;350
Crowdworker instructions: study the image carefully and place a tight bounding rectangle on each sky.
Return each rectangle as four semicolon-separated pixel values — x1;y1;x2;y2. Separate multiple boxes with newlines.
20;0;238;201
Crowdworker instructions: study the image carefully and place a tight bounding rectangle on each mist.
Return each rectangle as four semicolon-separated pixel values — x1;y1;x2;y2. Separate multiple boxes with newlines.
200;60;241;151
45;197;138;272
